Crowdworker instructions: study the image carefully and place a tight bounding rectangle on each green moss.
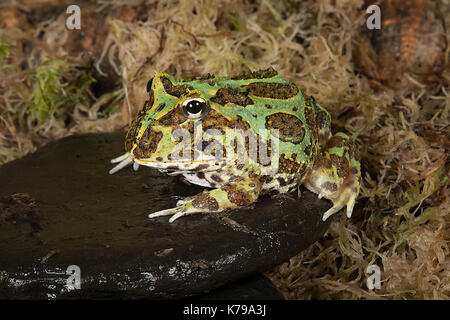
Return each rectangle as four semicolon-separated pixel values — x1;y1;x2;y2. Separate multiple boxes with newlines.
228;12;242;31
0;38;13;66
26;59;96;123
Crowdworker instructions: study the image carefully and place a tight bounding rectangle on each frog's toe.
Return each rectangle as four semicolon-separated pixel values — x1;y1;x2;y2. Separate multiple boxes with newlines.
321;186;358;221
148;207;181;219
110;152;130;164
169;211;188;223
109;152;133;174
148;206;190;223
148;199;199;223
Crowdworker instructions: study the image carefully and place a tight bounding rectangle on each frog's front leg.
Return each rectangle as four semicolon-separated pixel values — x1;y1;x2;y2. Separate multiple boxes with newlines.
148;176;261;223
303;132;361;221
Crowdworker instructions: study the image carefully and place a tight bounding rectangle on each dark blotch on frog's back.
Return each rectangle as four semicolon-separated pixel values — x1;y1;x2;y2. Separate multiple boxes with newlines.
231;67;278;80
245;82;298;99
265;113;305;144
210;87;254;106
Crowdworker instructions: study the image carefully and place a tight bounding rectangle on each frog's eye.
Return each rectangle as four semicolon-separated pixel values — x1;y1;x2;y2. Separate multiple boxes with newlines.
182;98;206;119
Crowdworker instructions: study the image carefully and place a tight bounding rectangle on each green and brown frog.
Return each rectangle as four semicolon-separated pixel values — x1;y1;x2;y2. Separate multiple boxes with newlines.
110;68;361;223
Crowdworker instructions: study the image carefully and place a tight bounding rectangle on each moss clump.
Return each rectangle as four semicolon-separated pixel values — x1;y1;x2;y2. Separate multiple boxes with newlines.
27;59;96;124
0;38;12;67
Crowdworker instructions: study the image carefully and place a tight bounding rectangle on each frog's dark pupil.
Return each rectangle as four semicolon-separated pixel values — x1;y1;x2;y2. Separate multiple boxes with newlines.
146;78;153;92
186;100;204;114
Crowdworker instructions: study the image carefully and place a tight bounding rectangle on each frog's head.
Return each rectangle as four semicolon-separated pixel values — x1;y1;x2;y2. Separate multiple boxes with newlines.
125;71;238;171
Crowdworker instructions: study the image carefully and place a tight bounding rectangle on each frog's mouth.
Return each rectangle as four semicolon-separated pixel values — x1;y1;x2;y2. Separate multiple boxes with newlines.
109;152;223;175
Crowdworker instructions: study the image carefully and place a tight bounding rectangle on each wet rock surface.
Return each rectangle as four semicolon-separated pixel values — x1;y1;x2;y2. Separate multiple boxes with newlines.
192;274;284;300
0;132;331;299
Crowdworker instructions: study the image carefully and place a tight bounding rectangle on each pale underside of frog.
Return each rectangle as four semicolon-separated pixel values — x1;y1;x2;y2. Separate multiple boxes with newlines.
110;68;361;223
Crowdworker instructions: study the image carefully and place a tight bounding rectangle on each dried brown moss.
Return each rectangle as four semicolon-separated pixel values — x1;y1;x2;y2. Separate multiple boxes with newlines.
0;0;449;300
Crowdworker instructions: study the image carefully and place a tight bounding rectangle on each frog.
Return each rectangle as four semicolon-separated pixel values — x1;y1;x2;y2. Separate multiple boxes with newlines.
109;67;361;223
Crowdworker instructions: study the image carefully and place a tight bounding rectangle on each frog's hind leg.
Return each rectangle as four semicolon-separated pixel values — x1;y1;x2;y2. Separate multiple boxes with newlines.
148;176;261;223
303;132;361;221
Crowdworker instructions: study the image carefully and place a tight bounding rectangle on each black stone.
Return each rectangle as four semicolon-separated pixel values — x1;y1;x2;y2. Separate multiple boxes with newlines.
0;132;331;299
192;274;284;300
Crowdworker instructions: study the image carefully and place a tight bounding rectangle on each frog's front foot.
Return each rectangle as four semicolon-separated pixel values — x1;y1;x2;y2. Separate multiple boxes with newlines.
320;174;359;221
148;178;261;223
303;132;361;221
148;191;222;223
148;204;194;223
